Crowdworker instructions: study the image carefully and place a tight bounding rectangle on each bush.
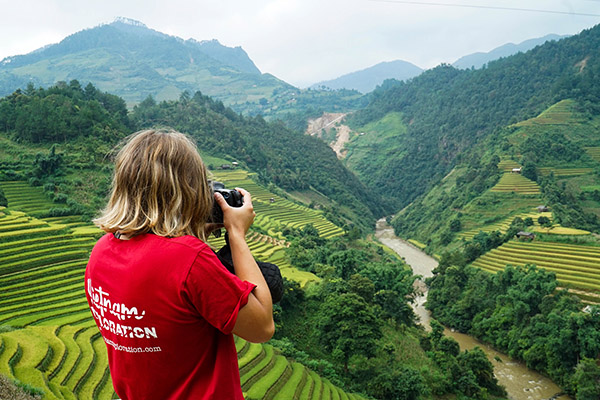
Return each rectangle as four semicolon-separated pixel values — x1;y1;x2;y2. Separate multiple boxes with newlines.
0;170;23;180
48;207;73;216
28;177;41;186
0;188;7;207
53;193;68;204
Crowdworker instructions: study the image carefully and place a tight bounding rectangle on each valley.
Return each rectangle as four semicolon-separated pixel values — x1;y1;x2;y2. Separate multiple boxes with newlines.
376;219;571;400
1;19;600;400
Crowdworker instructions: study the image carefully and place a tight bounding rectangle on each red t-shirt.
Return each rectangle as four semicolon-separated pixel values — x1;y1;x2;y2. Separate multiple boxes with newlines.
85;233;256;400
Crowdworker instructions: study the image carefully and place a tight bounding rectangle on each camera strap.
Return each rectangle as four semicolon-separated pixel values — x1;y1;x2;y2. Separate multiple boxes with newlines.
214;232;284;303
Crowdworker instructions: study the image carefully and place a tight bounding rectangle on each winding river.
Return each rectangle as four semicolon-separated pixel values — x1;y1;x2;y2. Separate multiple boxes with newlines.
375;218;571;400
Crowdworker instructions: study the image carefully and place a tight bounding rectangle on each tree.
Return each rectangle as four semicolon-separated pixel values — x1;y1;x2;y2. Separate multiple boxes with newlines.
449;218;462;232
0;187;7;207
32;144;63;179
368;366;427;400
522;162;538;182
573;358;600;400
538;216;552;227
318;292;382;371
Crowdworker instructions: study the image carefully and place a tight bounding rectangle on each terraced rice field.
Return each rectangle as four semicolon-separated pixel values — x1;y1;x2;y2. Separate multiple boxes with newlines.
584;147;600;163
513;99;584;126
497;160;521;172
0;327;366;400
489;173;540;195
213;170;344;239
459;211;553;240
1;181;58;218
471;240;600;292
538;167;594;177
0;177;356;399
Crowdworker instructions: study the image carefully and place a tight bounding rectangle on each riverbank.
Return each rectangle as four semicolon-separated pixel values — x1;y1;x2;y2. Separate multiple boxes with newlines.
375;218;571;400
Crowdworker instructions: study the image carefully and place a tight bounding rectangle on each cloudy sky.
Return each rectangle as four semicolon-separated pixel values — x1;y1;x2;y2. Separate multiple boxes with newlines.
1;0;599;87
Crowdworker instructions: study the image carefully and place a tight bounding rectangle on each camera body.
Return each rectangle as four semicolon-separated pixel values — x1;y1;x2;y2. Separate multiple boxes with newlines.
210;181;243;223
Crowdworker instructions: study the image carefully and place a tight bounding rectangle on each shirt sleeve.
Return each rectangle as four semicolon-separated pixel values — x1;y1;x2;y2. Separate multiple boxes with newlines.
182;245;256;334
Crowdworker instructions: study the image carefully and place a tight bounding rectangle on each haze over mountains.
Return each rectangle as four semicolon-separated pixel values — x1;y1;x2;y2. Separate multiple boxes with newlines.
452;33;569;69
0;17;569;108
309;60;423;93
0;17;292;105
308;34;569;93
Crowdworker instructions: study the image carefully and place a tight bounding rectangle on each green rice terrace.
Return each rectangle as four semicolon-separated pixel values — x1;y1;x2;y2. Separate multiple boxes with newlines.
585;146;600;163
471;240;600;295
489;173;540;195
0;325;365;400
512;99;587;127
212;169;344;240
0;176;365;399
459;211;554;241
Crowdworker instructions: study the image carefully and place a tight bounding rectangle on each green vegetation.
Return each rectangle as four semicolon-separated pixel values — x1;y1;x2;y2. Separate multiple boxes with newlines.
130;91;386;231
345;25;600;211
471;240;600;292
489;173;540;195
342;111;408;181
0;81;129;144
0;180;370;399
276;226;506;399
426;260;600;399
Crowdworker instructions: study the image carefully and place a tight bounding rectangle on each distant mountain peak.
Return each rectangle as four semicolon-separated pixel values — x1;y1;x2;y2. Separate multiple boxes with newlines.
310;60;423;93
453;34;569;69
111;17;148;28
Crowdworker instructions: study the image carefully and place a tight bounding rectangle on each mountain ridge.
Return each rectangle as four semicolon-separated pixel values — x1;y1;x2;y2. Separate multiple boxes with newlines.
344;24;600;211
452;33;569;69
0;17;289;105
309;60;423;93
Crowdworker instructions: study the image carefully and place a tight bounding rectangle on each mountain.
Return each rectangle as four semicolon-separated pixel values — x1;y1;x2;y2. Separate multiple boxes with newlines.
452;34;569;69
309;60;423;93
344;24;600;211
0;17;293;105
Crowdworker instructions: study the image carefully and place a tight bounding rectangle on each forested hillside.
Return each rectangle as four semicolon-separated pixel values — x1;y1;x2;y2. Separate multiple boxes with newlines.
0;18;288;106
346;24;600;211
0;82;384;231
357;25;600;399
392;98;600;251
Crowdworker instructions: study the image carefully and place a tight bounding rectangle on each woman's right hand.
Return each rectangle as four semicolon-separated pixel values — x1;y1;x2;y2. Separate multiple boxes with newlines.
215;188;274;343
213;187;255;237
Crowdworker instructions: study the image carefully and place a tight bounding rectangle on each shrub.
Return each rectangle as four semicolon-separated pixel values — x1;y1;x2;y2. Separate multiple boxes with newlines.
53;193;68;204
28;177;42;186
0;188;7;207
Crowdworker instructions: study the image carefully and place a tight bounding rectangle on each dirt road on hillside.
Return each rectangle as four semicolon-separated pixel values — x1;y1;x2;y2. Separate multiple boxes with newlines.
305;112;352;159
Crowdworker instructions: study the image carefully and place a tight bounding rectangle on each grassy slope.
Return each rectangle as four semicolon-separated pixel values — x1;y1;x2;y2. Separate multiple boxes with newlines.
342;111;408;181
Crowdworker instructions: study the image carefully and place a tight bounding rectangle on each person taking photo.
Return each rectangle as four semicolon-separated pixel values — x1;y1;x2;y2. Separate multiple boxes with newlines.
85;128;274;400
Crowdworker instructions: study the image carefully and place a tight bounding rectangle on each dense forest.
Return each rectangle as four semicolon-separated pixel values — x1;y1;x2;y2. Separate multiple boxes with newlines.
426;255;600;398
276;226;507;399
346;25;600;211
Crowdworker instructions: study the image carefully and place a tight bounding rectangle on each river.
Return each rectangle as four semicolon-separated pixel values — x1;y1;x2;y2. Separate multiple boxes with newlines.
375;218;571;400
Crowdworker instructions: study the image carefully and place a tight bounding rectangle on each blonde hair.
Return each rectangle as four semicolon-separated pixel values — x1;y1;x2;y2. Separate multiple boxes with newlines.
94;129;213;241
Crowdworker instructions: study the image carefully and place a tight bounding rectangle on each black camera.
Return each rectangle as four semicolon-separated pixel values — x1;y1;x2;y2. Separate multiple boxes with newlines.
210;181;243;223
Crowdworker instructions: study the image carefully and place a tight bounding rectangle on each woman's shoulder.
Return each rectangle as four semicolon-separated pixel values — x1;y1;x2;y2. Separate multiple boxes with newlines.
152;234;211;254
